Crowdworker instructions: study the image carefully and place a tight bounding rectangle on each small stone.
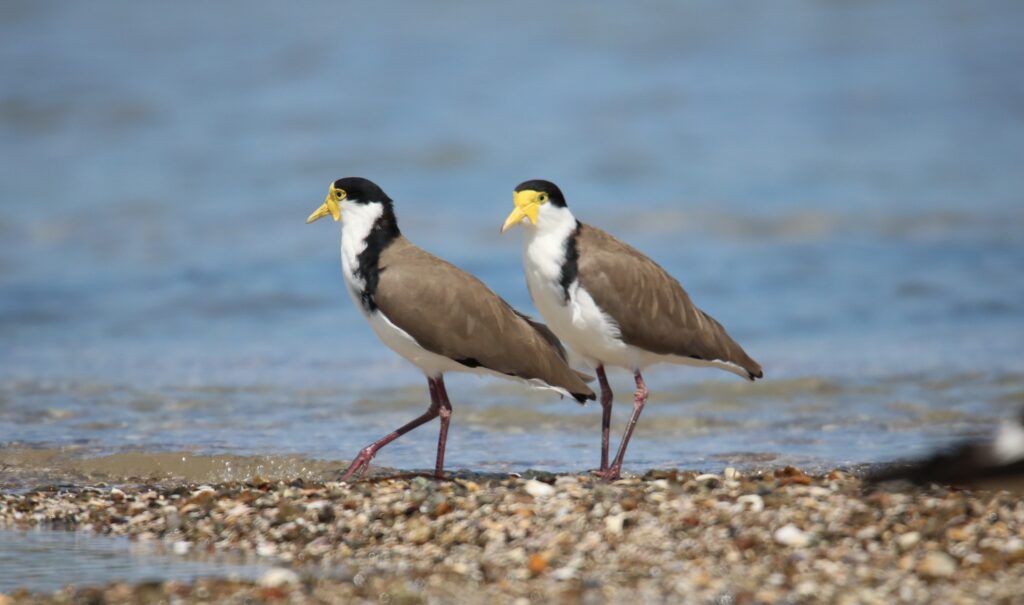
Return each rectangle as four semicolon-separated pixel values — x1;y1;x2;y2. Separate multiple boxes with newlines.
407;524;432;544
171;541;191;555
605;513;625;535
527;553;548;574
917;551;956;578
550;566;577;581
110;488;125;502
856;526;878;540
724;467;739;480
796;581;817;596
774;524;810;547
524;480;555;498
897;532;921;551
737;494;764;512
259;567;300;588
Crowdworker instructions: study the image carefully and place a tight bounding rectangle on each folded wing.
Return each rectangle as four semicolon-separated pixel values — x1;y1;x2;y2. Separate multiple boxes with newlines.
577;225;763;380
375;238;596;401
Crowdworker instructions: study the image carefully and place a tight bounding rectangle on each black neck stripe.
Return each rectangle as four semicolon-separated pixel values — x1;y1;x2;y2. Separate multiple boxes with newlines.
354;208;400;312
559;221;582;303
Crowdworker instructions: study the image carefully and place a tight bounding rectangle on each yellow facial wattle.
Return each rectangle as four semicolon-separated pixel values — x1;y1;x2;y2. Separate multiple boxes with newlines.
501;190;542;232
306;185;345;223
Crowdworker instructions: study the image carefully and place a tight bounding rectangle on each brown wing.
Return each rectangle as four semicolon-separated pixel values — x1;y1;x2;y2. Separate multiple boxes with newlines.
374;238;595;401
576;225;763;380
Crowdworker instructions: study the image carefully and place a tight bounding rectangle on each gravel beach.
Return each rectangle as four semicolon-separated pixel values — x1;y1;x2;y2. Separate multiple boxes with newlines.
2;468;1023;604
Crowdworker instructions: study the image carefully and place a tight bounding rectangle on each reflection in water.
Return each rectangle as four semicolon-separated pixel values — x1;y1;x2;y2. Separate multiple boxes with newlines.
0;529;265;593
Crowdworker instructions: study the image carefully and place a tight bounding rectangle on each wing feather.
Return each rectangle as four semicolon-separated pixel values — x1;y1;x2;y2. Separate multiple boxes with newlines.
374;239;596;399
576;225;763;379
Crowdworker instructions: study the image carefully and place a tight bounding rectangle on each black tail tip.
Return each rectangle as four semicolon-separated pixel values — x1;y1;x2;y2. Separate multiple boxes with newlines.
574;392;596;404
748;369;764;381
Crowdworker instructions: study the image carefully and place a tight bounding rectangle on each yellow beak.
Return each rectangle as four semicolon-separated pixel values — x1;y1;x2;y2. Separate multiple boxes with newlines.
306;195;341;224
501;190;540;233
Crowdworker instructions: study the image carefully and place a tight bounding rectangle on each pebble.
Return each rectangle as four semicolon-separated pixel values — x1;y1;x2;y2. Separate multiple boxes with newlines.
898;532;922;550
171;541;191;555
774;524;810;547
523;479;555;498
605;513;625;535
737;494;764;512
258;567;300;588
917;552;957;578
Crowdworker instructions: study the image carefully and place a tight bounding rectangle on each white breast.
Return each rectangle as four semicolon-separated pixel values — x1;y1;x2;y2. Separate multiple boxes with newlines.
338;201;381;301
521;212;635;370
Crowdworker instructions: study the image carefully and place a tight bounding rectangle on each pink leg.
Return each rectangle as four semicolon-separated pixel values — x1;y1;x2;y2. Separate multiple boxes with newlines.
434;376;454;478
601;370;649;481
596;365;613;472
340;377;442;482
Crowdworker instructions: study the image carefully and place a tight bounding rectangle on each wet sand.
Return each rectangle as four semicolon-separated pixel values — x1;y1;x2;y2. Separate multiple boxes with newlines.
2;467;1023;604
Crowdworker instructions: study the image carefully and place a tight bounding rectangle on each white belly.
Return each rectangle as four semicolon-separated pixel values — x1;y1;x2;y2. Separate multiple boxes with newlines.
522;249;639;370
363;307;469;377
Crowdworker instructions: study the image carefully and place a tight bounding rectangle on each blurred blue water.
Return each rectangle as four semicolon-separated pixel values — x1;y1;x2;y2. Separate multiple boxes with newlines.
1;1;1023;473
0;528;264;592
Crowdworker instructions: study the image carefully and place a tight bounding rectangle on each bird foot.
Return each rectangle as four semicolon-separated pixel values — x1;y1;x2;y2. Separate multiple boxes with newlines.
340;447;377;482
595;466;622;482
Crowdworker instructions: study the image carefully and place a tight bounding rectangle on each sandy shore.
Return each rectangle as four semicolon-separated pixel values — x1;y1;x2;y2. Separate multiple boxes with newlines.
2;468;1023;604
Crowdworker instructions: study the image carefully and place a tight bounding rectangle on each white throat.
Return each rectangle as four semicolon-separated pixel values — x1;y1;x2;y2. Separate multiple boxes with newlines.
522;204;578;283
339;200;385;302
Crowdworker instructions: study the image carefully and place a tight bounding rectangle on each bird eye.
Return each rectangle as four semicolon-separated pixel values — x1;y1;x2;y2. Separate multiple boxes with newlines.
539;193;549;203
335;189;346;199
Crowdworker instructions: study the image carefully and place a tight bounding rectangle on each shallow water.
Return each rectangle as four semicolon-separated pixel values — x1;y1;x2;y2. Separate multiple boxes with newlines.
1;1;1023;478
0;528;265;593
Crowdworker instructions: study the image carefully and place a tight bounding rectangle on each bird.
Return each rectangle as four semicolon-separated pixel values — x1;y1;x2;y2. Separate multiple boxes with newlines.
501;179;762;480
869;409;1024;492
307;177;595;481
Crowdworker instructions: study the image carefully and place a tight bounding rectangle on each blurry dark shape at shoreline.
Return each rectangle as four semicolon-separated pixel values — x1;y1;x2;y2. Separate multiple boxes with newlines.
870;409;1024;492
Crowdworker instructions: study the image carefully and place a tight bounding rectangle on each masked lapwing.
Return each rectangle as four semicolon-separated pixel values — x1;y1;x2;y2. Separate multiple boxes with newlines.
870;409;1024;492
307;177;594;480
501;179;762;480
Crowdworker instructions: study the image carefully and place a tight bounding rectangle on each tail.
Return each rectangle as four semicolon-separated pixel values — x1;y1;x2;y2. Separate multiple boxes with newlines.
744;358;764;381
